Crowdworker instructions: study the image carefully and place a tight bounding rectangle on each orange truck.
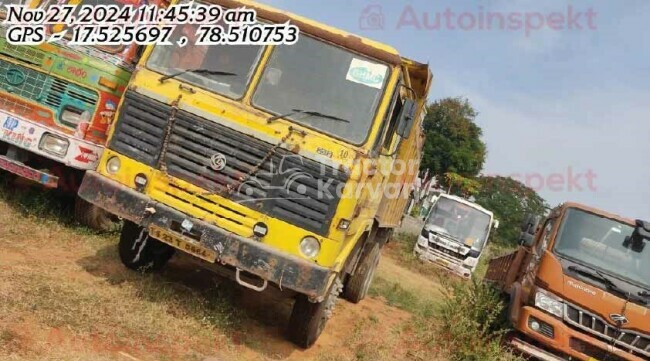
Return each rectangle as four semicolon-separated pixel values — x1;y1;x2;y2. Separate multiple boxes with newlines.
485;202;650;361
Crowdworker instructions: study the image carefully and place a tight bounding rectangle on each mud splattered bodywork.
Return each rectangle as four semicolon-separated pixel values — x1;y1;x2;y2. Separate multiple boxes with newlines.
81;171;333;300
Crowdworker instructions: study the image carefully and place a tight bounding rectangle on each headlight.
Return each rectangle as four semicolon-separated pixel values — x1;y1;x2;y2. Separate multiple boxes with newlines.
39;133;69;157
535;289;564;318
417;234;429;247
106;156;121;174
464;256;479;267
300;236;321;258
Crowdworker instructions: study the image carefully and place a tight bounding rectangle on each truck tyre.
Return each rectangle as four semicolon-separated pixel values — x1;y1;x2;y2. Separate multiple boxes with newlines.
342;242;381;303
75;196;120;232
288;277;343;348
118;221;175;272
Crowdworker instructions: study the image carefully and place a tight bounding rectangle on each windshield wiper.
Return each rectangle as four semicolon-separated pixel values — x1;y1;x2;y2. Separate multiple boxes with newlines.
568;266;648;305
639;290;650;298
569;265;619;289
159;69;237;83
267;109;350;124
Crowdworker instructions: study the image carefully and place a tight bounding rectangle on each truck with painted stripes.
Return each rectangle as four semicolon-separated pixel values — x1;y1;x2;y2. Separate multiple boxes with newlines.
0;0;157;229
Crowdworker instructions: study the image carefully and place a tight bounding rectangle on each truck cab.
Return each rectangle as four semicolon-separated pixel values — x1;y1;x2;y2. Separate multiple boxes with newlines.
414;193;497;278
485;203;650;361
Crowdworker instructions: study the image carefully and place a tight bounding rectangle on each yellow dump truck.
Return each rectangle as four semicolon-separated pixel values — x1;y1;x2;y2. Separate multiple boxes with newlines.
78;0;432;347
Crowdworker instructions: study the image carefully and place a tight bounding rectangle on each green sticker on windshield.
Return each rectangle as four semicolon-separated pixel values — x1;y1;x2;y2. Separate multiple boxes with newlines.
346;58;388;89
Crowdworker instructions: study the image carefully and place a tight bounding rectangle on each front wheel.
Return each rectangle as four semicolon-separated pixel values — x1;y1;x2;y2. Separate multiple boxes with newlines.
118;221;175;272
287;277;343;348
342;242;381;303
74;196;121;232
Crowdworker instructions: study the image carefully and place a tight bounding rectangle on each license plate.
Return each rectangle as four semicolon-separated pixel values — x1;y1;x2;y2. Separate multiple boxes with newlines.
149;226;217;263
434;258;450;268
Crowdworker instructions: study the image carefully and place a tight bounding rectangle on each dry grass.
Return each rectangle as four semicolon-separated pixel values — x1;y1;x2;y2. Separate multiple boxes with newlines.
0;202;242;360
0;178;429;361
0;175;515;361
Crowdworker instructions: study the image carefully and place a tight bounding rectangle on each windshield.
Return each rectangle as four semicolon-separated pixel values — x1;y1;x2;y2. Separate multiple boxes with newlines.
252;35;389;144
426;197;492;251
147;23;263;99
554;208;650;290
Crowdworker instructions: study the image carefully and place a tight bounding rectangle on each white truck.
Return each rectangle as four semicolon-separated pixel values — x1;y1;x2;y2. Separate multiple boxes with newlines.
414;193;498;278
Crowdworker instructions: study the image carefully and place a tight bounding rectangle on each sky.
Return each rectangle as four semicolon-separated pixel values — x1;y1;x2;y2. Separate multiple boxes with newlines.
265;0;650;221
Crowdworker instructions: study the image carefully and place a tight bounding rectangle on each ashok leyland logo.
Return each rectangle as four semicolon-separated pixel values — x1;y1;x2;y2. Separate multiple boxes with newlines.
609;314;629;326
5;69;25;86
209;153;227;171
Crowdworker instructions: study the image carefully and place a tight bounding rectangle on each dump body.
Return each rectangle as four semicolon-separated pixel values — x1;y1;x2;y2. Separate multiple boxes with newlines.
484;247;528;292
414;194;496;278
485;203;650;361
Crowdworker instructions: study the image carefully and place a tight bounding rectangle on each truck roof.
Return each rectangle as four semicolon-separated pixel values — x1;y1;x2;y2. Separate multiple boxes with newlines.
439;193;494;217
213;0;402;65
559;202;636;226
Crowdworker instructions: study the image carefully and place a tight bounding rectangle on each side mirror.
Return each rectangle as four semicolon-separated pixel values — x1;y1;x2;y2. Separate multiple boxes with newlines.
521;214;541;235
519;232;535;247
396;99;417;138
623;219;650;253
493;220;500;230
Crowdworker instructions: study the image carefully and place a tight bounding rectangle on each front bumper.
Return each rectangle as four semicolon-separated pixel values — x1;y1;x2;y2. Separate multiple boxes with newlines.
0;154;58;187
79;171;335;301
414;243;473;278
514;306;644;361
0;110;103;171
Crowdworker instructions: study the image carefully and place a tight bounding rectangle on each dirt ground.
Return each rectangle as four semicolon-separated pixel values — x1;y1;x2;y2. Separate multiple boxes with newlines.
0;199;443;361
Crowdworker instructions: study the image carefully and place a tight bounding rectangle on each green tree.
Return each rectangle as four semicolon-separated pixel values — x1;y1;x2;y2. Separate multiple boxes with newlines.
473;176;548;247
421;98;487;182
445;172;481;197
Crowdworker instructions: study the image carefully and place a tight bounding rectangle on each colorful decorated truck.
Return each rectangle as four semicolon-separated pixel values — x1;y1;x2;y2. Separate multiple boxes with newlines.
0;0;156;229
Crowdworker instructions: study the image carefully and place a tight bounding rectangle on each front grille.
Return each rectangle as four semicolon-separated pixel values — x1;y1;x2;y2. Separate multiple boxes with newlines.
565;303;650;358
110;91;348;236
569;338;628;361
0;59;97;120
109;92;168;166
0;59;48;102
